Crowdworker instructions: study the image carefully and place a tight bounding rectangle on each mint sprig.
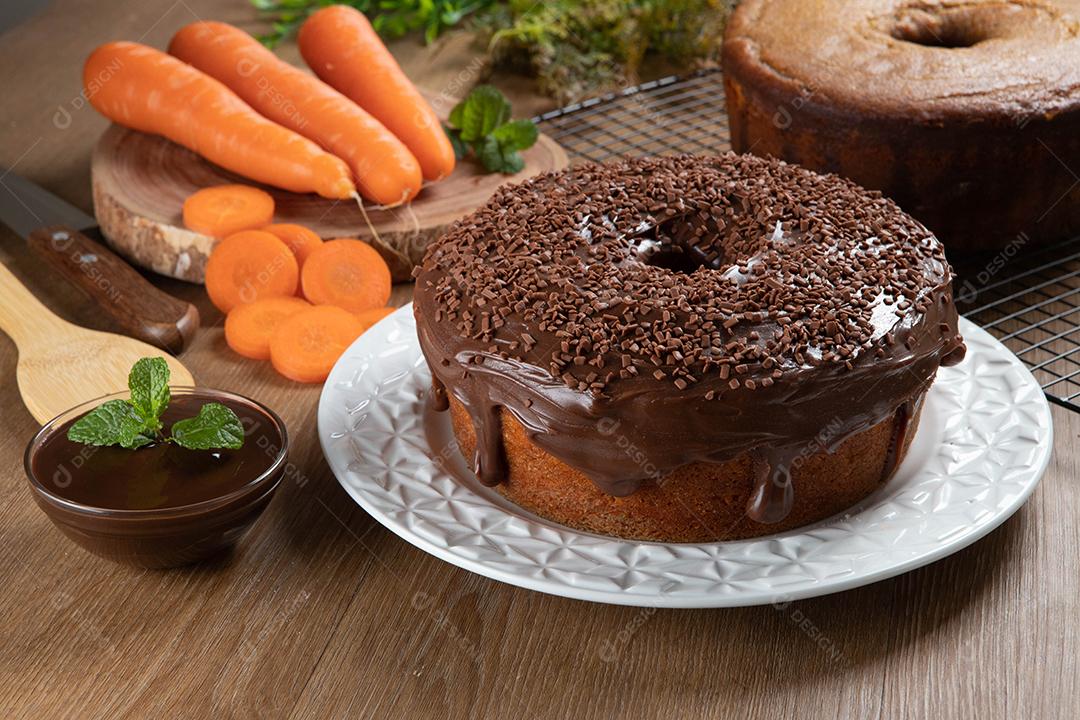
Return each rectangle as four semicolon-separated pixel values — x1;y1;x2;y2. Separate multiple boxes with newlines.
66;357;244;451
128;356;171;434
444;85;539;174
67;399;156;450
171;403;245;450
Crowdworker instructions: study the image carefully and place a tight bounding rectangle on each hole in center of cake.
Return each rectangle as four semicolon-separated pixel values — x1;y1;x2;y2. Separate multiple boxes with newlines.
889;8;989;48
632;215;726;274
641;244;718;274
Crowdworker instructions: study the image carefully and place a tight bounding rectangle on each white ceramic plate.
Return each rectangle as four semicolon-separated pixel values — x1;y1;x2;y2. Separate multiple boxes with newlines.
318;308;1052;608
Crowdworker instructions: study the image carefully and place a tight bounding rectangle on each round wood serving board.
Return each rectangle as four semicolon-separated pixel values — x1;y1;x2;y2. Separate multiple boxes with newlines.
91;124;568;283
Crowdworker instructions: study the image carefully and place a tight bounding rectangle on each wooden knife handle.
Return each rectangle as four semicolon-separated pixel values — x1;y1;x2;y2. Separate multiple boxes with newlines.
27;225;200;353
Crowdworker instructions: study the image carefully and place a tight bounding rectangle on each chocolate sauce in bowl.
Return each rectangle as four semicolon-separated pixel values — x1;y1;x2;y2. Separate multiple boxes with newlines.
25;388;289;568
31;394;282;511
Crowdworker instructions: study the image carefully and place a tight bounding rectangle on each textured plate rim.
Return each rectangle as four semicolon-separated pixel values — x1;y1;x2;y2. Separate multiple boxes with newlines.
318;308;1053;608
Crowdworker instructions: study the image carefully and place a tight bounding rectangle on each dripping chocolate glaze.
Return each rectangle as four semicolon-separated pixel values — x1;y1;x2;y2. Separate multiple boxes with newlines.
431;375;449;412
881;396;918;484
414;154;966;523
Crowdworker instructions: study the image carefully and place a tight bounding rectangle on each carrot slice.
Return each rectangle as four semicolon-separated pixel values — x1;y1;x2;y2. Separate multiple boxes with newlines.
225;296;311;360
356;306;395;334
269;305;364;383
262;224;323;273
183;185;275;238
204;230;299;313
300;239;391;313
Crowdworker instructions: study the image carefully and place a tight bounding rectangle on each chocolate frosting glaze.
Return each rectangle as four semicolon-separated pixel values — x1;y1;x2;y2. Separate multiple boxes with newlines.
414;154;965;523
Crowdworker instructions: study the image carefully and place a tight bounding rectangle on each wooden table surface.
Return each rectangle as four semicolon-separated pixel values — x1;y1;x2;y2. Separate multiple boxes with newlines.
1;2;1077;718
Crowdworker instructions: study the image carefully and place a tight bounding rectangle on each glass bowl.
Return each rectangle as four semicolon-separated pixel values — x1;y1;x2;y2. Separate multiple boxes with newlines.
24;387;289;569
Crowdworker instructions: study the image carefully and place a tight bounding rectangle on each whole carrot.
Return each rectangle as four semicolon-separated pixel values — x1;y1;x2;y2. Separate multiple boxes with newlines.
83;42;354;200
298;5;456;183
169;21;422;207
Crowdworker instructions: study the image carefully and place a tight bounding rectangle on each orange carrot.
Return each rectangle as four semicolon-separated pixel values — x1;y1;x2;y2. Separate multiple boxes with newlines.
298;6;456;182
204;230;299;313
300;239;391;313
169;21;422;206
356;306;395;333
269;305;364;383
225;296;311;360
262;223;323;273
183;185;275;238
84;42;354;199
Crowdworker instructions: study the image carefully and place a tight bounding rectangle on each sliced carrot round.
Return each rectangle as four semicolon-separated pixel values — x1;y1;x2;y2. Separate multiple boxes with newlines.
269;305;364;383
225;296;311;360
300;238;391;313
262;223;323;272
356;306;394;334
204;230;299;313
183;184;275;238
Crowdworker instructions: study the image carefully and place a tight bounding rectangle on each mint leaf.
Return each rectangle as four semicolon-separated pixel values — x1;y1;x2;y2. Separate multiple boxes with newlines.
128;357;170;432
497;150;526;175
476;136;525;174
448;102;465;130
492;119;538;152
444;124;469;160
171;403;245;450
476;136;503;172
445;86;537;175
67;399;155;449
453;85;511;142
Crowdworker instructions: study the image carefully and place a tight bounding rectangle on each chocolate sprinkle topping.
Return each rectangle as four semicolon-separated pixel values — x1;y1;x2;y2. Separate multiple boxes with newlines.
418;153;951;397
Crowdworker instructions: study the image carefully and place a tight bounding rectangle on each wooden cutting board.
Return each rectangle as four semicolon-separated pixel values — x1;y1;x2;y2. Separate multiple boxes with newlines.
91;124;569;283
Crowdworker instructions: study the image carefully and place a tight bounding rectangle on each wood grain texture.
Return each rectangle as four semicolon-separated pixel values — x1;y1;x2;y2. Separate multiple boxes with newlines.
0;2;1077;719
91;122;567;284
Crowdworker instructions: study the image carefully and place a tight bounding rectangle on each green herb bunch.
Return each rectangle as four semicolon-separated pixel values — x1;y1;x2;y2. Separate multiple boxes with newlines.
67;358;244;451
477;0;732;104
249;1;731;104
252;0;497;47
444;85;538;174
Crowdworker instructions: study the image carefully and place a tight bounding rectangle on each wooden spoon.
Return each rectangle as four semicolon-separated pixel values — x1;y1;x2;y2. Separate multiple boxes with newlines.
0;261;194;424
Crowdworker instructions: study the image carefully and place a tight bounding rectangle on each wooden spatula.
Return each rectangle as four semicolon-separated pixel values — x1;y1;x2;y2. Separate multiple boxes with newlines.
0;261;194;424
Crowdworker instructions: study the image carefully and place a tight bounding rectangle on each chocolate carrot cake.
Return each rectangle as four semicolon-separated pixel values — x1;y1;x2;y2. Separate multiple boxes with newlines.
414;153;965;542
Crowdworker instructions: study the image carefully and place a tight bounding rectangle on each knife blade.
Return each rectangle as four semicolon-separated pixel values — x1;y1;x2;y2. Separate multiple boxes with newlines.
0;169;199;354
0;170;96;238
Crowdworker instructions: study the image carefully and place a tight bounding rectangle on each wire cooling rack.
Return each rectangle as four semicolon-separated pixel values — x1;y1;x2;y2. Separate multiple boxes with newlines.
536;70;729;161
536;68;1080;413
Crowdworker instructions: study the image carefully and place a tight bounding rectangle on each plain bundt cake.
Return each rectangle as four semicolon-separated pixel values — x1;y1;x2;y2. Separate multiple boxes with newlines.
723;0;1080;251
